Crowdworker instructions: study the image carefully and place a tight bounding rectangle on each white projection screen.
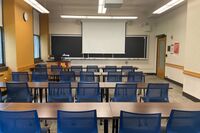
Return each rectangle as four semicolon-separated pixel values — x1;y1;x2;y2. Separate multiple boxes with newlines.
82;20;126;54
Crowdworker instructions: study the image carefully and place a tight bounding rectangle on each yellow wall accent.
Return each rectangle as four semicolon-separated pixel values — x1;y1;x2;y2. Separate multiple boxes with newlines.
3;0;34;72
15;0;34;70
3;0;17;71
40;14;50;61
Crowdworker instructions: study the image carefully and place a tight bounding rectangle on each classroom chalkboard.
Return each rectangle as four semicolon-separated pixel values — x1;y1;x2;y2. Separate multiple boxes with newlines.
51;36;82;57
51;35;147;58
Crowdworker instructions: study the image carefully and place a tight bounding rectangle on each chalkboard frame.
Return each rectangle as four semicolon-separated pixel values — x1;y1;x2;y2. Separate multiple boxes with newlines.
51;35;148;59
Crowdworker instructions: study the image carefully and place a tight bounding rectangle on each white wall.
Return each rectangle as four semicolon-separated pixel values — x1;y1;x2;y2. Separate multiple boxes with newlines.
154;4;187;83
49;20;157;73
183;0;200;99
33;10;40;35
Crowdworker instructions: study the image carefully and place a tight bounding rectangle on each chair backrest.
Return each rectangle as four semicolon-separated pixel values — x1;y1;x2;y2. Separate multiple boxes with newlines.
34;64;47;73
12;72;29;82
121;66;135;73
128;71;143;82
77;82;101;102
103;66;117;72
166;110;200;133
0;91;2;102
71;66;82;73
146;83;169;102
0;110;41;133
60;71;75;82
80;71;95;82
31;72;48;82
6;82;32;102
57;110;98;133
87;65;99;72
48;82;73;102
51;65;62;72
113;83;137;102
120;111;161;133
107;72;122;82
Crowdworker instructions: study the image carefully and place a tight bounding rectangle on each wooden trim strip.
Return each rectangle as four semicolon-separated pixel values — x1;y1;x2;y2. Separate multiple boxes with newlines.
17;64;35;72
165;63;184;70
183;70;200;78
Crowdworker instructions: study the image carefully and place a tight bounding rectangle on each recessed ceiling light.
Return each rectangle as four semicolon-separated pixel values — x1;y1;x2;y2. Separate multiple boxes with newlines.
24;0;49;14
60;15;138;20
98;0;107;14
153;0;184;14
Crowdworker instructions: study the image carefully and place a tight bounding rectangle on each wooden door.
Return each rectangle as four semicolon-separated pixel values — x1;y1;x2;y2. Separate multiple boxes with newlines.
156;36;166;78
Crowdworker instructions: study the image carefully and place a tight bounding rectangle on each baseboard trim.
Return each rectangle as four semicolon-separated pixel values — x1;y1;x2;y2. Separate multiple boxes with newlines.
144;73;156;75
182;92;200;102
165;77;183;87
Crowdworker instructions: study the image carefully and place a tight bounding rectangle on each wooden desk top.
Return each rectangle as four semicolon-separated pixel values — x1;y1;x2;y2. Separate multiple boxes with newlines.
1;103;112;119
110;102;200;118
0;82;149;89
28;71;138;76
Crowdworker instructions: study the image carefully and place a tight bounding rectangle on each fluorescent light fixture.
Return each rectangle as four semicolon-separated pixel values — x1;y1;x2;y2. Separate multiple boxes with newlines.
153;0;184;14
24;0;49;14
60;15;138;20
98;0;107;14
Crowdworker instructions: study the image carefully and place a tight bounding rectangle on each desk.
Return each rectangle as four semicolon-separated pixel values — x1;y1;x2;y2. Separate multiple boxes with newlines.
0;82;172;103
1;103;112;133
110;102;200;133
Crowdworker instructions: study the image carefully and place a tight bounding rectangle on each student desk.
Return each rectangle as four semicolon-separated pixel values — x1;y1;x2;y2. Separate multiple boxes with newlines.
110;102;200;133
0;103;112;133
0;82;150;103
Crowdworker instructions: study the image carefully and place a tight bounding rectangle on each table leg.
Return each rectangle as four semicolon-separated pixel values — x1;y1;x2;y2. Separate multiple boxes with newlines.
39;88;43;103
115;119;119;133
34;88;37;103
112;119;115;133
45;88;48;102
105;88;109;102
104;119;108;133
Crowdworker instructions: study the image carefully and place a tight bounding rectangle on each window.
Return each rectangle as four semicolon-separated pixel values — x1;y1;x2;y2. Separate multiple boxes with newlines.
0;28;4;66
34;35;41;59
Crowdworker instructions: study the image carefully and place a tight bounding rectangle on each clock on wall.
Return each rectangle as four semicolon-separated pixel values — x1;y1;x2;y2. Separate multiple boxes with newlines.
23;12;29;22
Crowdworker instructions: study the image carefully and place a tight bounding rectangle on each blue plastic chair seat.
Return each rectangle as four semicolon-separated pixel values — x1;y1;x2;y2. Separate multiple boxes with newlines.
57;110;98;133
0;110;49;133
48;82;73;103
166;110;200;133
120;111;161;133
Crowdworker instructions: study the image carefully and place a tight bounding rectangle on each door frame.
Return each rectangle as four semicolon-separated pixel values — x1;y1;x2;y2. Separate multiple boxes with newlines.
156;35;167;78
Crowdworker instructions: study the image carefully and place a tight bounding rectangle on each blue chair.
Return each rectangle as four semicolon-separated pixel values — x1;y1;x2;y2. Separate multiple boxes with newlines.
80;71;95;82
103;66;117;72
6;82;32;102
128;71;144;82
60;71;75;82
32;72;48;82
34;64;47;73
51;65;62;72
76;82;101;102
0;110;49;133
112;83;137;102
121;66;135;73
141;83;169;102
48;82;73;102
57;110;98;133
71;66;82;73
0;91;2;102
166;110;200;133
12;72;29;82
87;65;99;72
120;111;161;133
107;72;122;82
